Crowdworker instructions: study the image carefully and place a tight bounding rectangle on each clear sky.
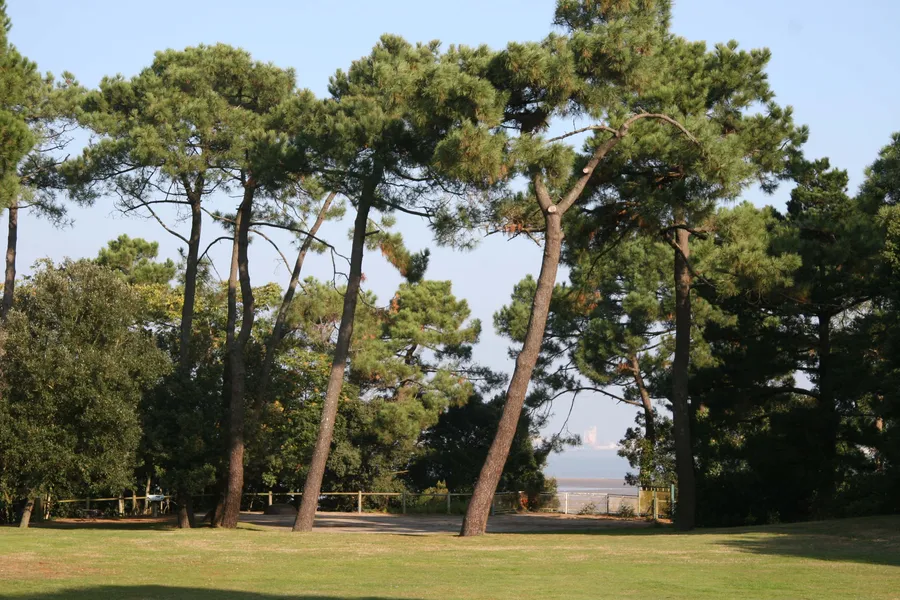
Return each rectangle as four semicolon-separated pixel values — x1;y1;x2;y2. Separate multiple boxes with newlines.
5;0;900;479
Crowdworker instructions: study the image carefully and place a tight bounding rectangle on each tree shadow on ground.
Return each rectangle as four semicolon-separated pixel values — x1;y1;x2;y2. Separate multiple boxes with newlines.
27;517;178;531
4;586;418;600
719;516;900;568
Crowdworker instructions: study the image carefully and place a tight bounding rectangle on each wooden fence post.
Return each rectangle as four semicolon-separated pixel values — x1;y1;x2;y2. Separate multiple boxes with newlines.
357;491;362;514
446;493;451;515
268;490;273;507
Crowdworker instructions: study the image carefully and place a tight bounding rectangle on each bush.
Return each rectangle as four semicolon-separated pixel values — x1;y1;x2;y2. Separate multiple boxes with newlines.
578;502;598;516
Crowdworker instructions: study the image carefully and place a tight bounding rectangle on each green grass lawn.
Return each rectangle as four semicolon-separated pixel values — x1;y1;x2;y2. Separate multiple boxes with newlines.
1;516;899;599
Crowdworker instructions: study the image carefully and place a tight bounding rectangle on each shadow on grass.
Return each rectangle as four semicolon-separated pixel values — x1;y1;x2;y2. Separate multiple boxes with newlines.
720;516;900;567
29;518;178;531
3;587;416;600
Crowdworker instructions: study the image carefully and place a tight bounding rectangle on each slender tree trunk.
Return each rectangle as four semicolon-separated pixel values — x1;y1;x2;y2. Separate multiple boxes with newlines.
143;475;152;515
207;476;226;526
630;354;656;448
178;197;203;369
875;413;884;473
461;211;563;537
254;191;336;417
220;188;255;529
671;222;696;531
2;198;18;320
293;196;372;532
18;497;34;529
631;354;656;484
210;353;233;528
172;195;203;529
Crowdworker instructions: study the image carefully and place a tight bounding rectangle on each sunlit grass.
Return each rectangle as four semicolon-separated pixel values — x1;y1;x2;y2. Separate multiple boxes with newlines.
1;516;899;599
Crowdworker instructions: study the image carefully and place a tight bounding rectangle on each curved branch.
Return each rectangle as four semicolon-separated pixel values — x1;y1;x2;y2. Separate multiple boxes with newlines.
143;203;188;244
249;228;291;277
200;236;231;264
556;113;699;214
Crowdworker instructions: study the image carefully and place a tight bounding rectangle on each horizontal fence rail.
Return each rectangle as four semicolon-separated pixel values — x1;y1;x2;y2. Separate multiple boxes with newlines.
44;486;671;519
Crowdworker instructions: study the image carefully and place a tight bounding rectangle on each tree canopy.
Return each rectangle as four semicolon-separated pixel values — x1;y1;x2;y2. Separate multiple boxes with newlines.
1;0;899;536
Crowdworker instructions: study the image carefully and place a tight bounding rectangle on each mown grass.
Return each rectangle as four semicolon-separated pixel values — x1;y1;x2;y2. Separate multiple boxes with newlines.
1;515;899;599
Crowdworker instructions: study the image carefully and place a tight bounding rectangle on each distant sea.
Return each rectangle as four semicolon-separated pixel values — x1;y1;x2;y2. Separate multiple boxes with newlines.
555;477;638;496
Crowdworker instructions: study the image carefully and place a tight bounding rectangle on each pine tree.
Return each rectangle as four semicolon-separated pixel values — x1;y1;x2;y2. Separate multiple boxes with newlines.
291;35;506;532
96;235;176;285
456;0;705;536
72;44;318;528
0;2;82;320
552;32;805;529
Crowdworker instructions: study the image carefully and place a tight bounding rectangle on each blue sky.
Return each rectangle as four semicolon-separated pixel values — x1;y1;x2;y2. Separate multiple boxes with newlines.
5;0;900;480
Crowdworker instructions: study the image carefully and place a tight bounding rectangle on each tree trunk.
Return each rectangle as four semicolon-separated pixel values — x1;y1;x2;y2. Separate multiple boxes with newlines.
672;222;696;531
220;189;255;529
18;497;34;529
630;354;656;485
210;343;233;528
875;413;885;473
460;211;563;537
176;493;195;529
143;475;152;515
254;191;336;417
172;196;203;530
2;198;18;320
630;354;656;449
33;495;44;523
208;466;227;526
293;196;372;532
178;197;203;368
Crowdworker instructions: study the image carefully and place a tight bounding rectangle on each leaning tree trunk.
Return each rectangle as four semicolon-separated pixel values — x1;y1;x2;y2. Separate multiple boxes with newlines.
630;354;656;449
254;191;336;417
293;196;372;532
630;354;656;484
2;198;18;320
461;210;563;537
220;189;255;529
18;497;34;529
671;223;696;531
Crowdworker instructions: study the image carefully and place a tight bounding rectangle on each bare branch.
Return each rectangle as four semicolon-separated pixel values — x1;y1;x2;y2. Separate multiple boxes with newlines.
547;124;618;143
200;236;231;264
144;203;189;244
249;228;292;277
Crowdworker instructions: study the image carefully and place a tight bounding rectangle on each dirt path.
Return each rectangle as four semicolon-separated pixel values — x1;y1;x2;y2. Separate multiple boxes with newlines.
242;511;654;534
